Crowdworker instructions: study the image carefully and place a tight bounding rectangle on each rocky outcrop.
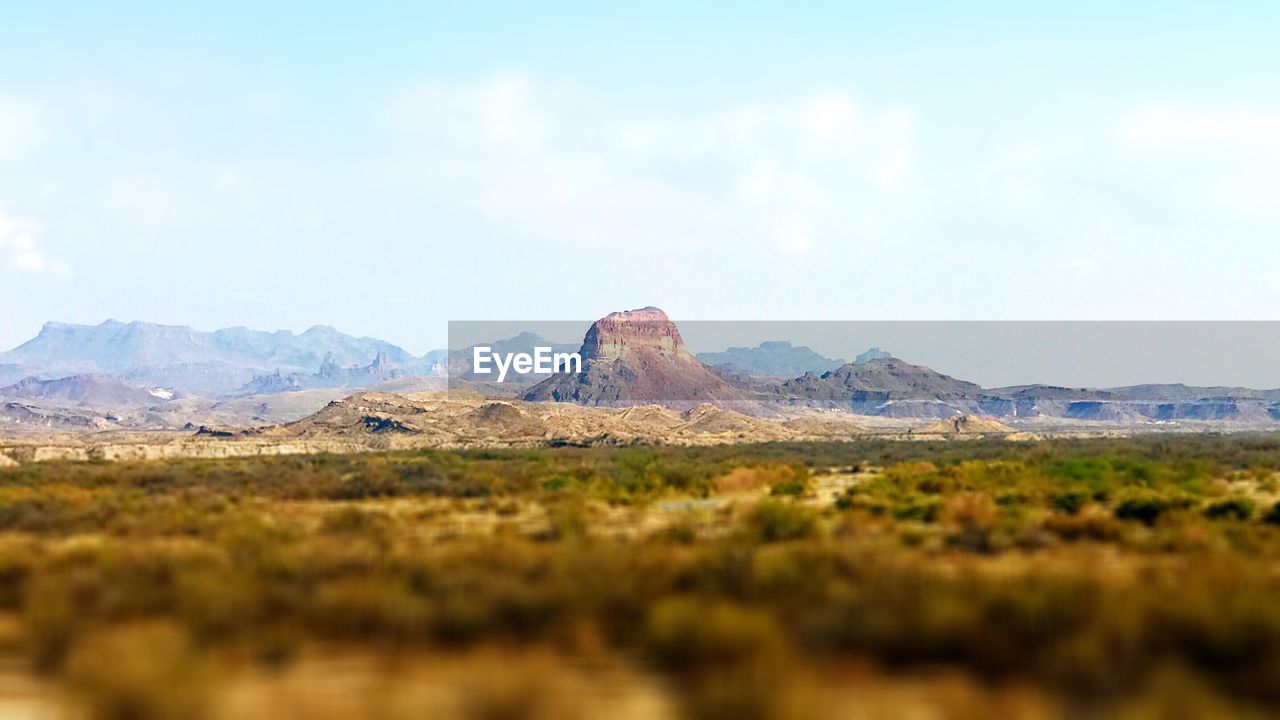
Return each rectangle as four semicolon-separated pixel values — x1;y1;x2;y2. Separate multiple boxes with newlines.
239;351;405;395
854;347;893;364
523;308;752;411
194;425;237;438
769;358;985;417
579;307;694;362
918;415;1015;435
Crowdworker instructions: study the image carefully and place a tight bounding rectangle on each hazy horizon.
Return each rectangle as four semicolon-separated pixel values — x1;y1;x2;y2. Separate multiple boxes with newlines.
12;315;1280;390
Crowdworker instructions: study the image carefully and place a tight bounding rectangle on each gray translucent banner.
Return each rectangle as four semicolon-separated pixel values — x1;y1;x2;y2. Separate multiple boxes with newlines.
448;319;1280;423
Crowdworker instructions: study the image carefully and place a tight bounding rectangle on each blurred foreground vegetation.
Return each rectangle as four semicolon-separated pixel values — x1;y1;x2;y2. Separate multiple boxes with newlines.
4;434;1280;718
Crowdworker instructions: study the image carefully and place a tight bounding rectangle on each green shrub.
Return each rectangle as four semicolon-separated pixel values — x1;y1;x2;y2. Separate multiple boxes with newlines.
1204;498;1254;521
769;480;807;497
892;496;942;522
748;501;819;543
541;476;570;491
1114;494;1196;525
1052;490;1090;515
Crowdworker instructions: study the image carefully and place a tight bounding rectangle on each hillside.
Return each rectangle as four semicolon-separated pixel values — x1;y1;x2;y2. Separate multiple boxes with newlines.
0;374;171;406
771;357;986;417
251;392;861;447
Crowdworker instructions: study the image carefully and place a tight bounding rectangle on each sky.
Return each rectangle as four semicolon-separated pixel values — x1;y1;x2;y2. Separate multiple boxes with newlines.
2;1;1280;355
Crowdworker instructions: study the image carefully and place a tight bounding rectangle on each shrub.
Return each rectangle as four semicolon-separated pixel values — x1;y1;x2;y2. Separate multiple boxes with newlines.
1052;490;1090;515
1262;502;1280;526
1043;507;1125;542
541;475;570;491
940;493;998;530
748;501;819;543
715;464;809;496
644;597;785;672
1114;493;1196;526
769;480;807;497
882;461;940;488
940;493;1000;552
320;507;391;536
1204;498;1254;521
661;463;713;495
891;495;942;522
833;487;860;512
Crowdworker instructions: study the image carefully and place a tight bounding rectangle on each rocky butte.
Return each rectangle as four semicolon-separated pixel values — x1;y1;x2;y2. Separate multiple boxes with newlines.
523;307;751;410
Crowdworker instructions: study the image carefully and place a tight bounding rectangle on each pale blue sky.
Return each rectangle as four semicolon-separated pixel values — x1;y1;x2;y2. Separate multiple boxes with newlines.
2;2;1279;353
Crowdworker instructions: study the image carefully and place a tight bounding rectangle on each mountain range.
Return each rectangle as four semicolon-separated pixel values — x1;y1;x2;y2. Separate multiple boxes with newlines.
6;310;1280;431
0;320;445;396
696;340;846;377
513;307;1280;423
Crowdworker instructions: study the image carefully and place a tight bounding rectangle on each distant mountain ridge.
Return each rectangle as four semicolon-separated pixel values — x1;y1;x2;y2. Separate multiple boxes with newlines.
0;320;443;396
854;347;893;364
0;374;173;406
516;308;1280;423
450;332;579;383
696;341;845;378
239;351;418;395
8;314;1280;427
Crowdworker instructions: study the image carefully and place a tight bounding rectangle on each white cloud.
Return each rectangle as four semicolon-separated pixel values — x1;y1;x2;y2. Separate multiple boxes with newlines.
900;103;1280;319
383;75;916;256
1109;105;1280;221
0;98;43;159
1117;106;1280;151
0;207;67;276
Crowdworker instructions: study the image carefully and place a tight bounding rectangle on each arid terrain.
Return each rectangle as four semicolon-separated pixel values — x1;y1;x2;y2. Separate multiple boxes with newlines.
3;435;1280;718
0;392;1000;466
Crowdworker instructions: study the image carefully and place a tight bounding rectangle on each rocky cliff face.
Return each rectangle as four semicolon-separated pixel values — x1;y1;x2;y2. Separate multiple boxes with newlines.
523;307;752;411
579;307;694;362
